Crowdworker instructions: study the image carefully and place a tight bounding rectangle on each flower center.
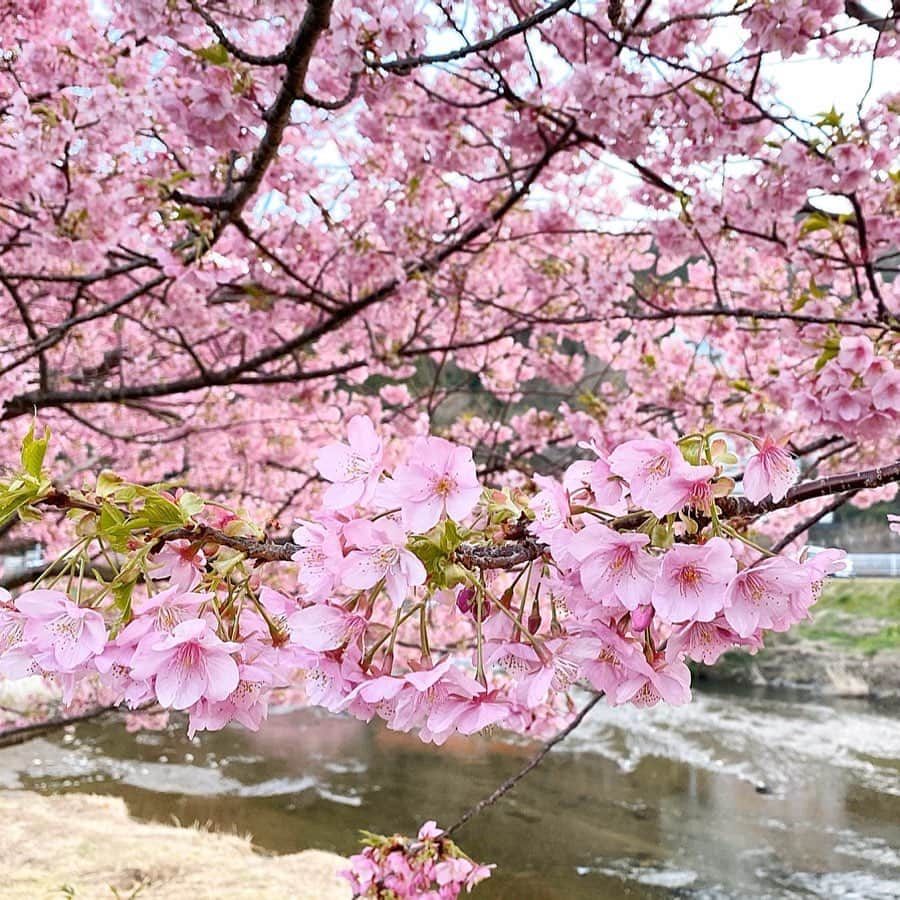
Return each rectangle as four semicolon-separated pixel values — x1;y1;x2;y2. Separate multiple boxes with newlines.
346;453;372;479
676;564;706;595
376;546;400;567
743;573;766;605
50;614;83;647
687;481;711;510
644;455;670;483
432;474;457;497
608;546;634;574
176;642;201;670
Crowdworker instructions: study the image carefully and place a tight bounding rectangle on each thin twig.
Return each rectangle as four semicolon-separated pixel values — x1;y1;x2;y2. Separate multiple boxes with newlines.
769;491;858;554
0;703;122;749
446;692;602;836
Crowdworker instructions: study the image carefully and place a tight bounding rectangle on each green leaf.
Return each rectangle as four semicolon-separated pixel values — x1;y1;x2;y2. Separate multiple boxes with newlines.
178;492;205;519
132;495;188;530
799;212;832;236
195;42;230;66
435;518;464;555
96;469;124;498
815;106;843;129
98;503;130;552
677;434;704;466
21;421;50;479
814;336;841;372
111;580;135;617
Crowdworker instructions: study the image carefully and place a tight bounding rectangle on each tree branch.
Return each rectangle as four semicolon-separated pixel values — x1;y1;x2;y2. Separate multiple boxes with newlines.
17;462;896;579
374;0;577;73
446;692;603;836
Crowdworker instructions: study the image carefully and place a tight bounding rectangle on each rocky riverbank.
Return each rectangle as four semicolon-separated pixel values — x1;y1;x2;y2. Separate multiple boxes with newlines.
703;578;900;698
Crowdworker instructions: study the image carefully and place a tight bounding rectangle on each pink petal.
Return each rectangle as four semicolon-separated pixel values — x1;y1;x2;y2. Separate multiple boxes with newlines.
203;653;240;702
155;657;206;709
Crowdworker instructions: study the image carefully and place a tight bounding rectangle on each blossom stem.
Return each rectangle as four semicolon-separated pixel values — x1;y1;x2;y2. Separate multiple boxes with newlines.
362;602;424;669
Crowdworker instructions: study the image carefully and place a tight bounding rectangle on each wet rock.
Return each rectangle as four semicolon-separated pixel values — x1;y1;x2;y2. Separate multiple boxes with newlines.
704;640;900;699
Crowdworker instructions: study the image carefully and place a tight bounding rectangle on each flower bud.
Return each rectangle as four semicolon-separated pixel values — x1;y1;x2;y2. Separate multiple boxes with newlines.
630;604;654;632
456;586;476;615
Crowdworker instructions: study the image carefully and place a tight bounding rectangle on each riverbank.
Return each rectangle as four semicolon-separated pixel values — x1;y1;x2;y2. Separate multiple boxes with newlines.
0;790;350;900
705;578;900;697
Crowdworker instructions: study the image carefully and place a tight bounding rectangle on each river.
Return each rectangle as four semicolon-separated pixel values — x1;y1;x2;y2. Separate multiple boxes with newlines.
2;685;899;899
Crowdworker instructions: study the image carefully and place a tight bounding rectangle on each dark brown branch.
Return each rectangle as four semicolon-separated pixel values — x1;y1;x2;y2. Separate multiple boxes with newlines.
0;703;122;749
720;459;900;519
2;123;575;422
848;192;891;322
173;0;334;237
769;491;858;554
187;1;289;66
844;0;899;31
21;461;899;574
375;0;576;73
453;539;545;569
301;71;361;110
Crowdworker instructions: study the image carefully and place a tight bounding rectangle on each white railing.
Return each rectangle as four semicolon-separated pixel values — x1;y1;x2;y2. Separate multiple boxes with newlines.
846;553;900;577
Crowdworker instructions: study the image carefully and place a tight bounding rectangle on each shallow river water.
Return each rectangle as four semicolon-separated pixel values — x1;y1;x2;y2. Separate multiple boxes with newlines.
3;685;900;899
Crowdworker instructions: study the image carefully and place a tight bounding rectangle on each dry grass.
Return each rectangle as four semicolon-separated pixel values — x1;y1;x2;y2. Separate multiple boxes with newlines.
0;790;351;899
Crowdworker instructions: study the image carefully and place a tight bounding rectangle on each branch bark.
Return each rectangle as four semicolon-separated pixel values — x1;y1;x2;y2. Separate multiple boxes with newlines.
17;460;897;576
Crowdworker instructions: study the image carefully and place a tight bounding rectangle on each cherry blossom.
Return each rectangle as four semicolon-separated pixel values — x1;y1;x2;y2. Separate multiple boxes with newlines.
743;437;800;503
16;590;107;671
566;523;659;610
315;414;384;509
652;539;737;623
723;557;811;637
129;618;240;710
383;436;481;532
341;518;427;605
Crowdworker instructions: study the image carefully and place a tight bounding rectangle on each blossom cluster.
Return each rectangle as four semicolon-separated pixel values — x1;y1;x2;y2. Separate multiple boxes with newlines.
0;417;848;744
794;336;899;441
341;821;493;899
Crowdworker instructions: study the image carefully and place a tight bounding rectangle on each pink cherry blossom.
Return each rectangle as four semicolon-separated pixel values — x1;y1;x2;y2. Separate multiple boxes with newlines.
128;585;210;636
342;518;427;605
837;335;875;373
567;522;659;609
315;414;384;509
16;590;107;671
615;654;692;707
608;439;687;513
529;473;571;536
288;603;367;651
148;539;205;591
645;463;717;517
291;518;344;600
129;618;240;710
651;538;737;623
0;593;26;655
187;662;279;738
873;370;900;412
569;440;628;514
889;514;900;535
666;616;760;665
723;557;811;636
384;436;481;532
742;436;799;503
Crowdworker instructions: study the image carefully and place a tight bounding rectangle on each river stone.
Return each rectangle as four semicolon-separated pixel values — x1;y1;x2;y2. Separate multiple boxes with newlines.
0;790;351;899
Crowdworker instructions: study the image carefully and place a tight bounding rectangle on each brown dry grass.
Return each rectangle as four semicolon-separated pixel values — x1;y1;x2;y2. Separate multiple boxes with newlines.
0;790;351;899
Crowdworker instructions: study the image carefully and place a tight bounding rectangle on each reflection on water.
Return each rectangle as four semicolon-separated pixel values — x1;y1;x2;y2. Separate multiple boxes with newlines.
2;686;900;899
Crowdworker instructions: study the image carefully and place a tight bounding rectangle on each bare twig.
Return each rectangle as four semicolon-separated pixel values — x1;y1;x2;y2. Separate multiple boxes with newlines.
446;692;603;836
